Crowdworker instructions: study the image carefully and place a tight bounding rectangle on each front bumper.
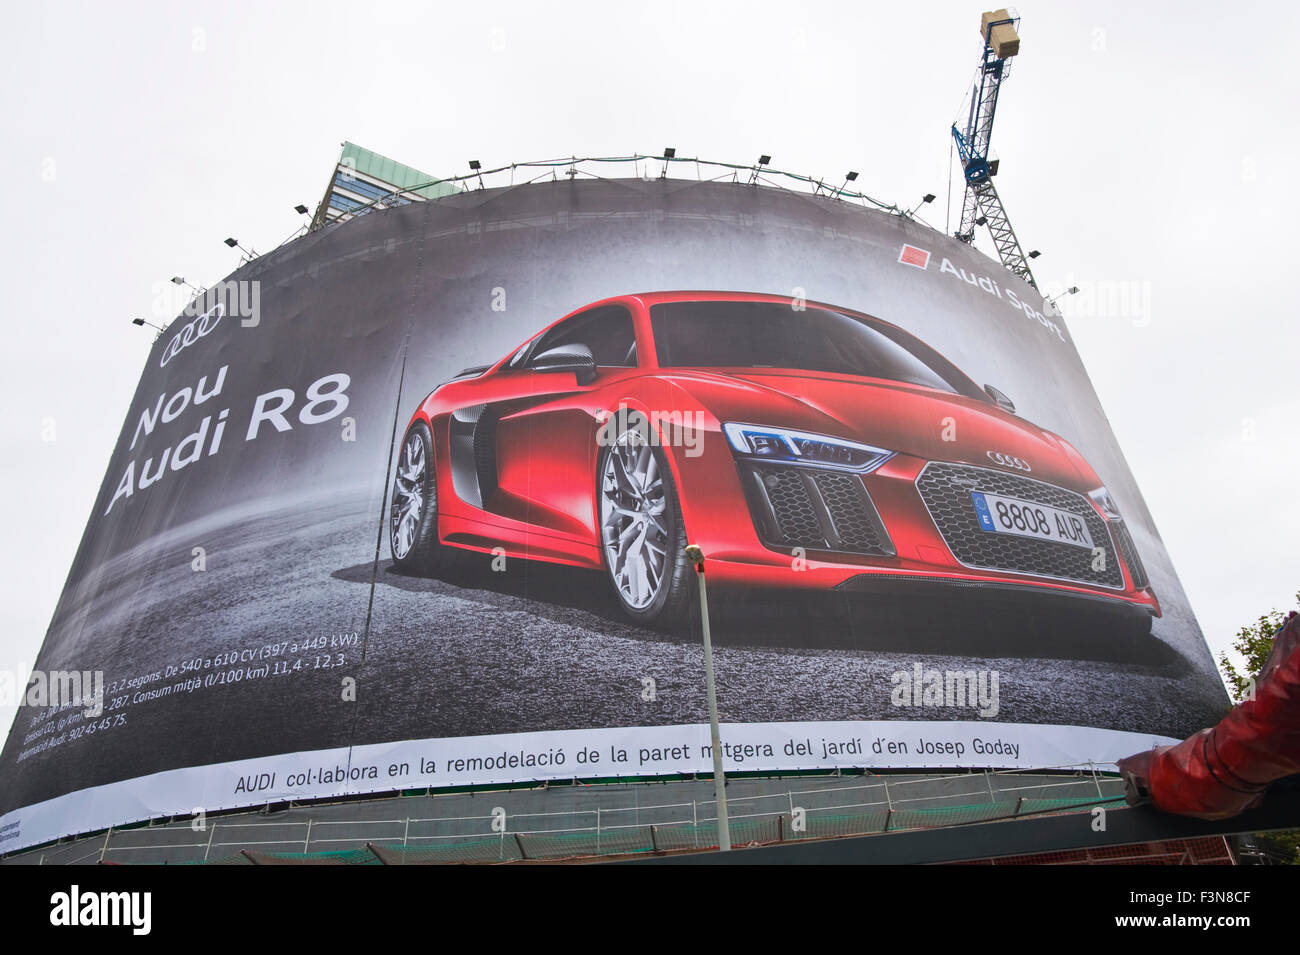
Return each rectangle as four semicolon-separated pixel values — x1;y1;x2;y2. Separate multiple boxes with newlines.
681;443;1160;618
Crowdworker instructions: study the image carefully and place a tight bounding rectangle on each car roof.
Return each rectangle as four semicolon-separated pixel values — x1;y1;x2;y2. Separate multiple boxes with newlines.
630;290;813;308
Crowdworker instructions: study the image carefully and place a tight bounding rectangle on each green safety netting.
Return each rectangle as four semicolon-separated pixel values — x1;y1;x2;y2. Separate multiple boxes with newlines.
124;795;1124;864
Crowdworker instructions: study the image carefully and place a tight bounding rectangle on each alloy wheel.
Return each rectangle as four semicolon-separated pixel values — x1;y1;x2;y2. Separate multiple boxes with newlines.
390;432;427;560
600;428;671;609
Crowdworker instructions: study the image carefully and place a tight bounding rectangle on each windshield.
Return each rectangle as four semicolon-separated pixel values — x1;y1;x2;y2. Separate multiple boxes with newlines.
649;301;987;400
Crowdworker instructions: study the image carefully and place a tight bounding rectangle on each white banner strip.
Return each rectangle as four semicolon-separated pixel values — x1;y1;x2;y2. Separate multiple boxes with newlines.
0;719;1175;855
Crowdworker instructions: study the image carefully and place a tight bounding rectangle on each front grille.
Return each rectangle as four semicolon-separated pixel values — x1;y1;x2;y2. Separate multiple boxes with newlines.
1110;520;1149;590
744;465;893;556
916;462;1123;589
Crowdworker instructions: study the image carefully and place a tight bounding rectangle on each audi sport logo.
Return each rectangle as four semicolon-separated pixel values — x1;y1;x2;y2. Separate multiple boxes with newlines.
160;304;223;368
986;451;1031;472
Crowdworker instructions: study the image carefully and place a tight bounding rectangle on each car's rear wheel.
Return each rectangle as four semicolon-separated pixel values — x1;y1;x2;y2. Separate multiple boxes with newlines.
598;415;692;627
389;420;448;573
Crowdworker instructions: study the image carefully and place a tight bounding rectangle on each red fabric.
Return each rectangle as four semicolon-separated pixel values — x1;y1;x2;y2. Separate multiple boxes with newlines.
1118;612;1300;820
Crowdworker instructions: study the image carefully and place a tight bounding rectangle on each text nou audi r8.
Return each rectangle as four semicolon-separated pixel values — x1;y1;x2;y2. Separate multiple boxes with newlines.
389;291;1159;632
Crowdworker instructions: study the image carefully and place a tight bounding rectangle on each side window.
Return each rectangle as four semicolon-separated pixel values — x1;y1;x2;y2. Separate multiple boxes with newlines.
530;305;637;368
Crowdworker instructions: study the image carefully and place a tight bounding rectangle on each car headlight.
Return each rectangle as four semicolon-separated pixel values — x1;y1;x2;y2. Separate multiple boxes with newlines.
723;422;893;472
1088;486;1122;519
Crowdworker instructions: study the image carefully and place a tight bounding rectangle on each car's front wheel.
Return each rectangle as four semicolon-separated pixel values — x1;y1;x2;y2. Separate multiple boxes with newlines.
598;415;693;627
389;420;449;573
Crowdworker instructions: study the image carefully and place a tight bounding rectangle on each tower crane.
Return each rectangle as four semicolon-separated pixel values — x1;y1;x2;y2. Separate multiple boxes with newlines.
951;10;1038;290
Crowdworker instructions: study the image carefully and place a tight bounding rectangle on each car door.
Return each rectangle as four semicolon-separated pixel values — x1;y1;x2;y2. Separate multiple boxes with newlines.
496;304;641;543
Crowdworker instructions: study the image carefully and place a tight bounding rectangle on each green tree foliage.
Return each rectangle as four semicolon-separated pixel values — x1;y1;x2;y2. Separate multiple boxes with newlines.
1250;830;1300;865
1217;592;1298;702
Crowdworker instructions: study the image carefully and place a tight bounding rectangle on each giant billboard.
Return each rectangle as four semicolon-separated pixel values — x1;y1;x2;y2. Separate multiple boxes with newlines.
0;178;1228;853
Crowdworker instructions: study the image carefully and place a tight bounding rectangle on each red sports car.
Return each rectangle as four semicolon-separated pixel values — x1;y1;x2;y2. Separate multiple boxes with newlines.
389;291;1159;632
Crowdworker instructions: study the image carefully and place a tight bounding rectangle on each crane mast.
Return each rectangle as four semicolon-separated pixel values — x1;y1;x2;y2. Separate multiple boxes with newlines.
951;10;1038;290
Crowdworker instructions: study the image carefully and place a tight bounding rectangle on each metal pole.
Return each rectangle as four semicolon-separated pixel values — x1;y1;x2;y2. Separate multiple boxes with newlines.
686;544;731;852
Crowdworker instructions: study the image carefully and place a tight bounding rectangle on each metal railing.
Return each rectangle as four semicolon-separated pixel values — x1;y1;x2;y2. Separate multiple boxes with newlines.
9;767;1127;865
334;153;916;221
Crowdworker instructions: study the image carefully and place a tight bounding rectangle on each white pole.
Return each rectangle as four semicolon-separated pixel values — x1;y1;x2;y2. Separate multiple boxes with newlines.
686;544;731;852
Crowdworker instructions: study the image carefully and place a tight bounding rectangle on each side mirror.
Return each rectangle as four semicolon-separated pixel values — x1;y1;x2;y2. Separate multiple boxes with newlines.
984;384;1016;414
531;343;597;385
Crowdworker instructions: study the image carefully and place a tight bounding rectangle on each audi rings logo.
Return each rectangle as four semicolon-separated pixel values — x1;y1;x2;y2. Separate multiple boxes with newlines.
160;304;224;368
986;451;1032;472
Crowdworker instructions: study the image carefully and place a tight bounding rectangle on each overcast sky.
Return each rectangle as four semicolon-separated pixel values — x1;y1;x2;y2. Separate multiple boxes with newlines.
2;0;1296;710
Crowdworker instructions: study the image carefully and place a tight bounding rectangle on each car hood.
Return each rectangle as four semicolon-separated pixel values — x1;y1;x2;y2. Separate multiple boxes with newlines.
664;369;1092;489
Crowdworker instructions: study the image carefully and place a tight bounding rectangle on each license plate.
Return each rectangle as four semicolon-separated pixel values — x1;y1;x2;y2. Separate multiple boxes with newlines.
970;491;1094;549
